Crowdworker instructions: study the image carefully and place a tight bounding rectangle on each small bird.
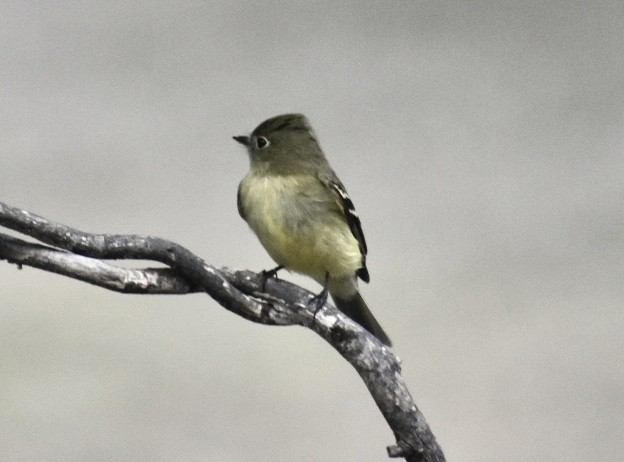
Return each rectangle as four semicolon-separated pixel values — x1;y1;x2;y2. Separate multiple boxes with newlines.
234;114;391;346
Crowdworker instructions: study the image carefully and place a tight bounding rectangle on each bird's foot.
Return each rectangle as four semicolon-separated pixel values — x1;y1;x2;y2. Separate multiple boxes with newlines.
259;265;284;292
310;272;330;320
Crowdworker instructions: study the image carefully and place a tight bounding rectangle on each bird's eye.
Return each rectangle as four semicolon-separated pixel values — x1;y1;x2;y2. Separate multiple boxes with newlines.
255;136;270;149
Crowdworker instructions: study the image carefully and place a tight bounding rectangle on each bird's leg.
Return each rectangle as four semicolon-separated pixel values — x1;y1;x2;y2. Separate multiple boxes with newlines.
310;272;330;319
259;265;284;292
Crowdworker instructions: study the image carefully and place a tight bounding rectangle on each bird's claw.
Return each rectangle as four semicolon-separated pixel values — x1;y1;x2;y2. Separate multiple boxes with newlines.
259;265;284;292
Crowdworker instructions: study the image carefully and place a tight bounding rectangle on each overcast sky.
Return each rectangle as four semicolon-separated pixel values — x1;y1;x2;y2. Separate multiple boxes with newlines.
1;2;623;461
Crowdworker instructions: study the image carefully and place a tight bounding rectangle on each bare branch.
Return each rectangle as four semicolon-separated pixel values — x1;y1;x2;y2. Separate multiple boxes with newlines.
0;201;445;462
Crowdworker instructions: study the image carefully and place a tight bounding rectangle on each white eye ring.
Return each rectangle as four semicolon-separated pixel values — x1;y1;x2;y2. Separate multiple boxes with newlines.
255;136;270;149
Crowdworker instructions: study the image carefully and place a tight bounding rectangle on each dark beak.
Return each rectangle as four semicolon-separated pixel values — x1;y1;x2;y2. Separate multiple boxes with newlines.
233;135;250;146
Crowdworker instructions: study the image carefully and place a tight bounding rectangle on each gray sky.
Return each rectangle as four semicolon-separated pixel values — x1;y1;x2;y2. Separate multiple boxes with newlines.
1;2;623;461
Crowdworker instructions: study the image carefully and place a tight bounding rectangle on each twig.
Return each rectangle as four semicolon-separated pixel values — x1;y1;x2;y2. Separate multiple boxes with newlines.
0;201;445;462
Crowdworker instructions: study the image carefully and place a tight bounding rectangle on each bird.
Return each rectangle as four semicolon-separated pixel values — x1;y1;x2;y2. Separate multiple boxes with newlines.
234;113;391;346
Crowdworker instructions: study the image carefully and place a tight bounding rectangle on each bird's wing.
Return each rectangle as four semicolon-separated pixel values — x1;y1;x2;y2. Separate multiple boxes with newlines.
320;171;370;282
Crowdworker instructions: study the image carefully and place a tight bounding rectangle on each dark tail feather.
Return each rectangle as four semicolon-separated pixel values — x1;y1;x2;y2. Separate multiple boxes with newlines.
333;292;392;346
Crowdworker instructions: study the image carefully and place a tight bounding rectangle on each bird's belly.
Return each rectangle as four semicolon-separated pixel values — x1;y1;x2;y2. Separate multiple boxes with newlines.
241;176;361;281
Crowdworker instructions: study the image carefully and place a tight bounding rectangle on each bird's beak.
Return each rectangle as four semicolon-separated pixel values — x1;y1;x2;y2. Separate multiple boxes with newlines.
233;135;250;147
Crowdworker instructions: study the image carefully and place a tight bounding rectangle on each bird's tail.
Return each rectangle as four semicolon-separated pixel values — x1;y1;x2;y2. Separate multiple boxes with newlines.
332;292;392;346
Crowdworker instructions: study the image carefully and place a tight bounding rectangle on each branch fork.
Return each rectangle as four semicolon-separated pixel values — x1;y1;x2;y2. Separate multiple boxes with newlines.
0;201;444;462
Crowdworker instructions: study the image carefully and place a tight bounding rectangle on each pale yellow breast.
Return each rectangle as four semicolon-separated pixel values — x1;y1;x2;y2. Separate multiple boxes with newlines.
239;173;362;282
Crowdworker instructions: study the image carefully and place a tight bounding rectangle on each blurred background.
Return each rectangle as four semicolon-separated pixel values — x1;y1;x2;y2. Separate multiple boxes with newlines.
1;2;623;461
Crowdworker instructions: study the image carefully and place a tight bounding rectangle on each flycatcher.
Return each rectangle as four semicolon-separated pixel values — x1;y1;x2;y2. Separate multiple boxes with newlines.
234;114;391;346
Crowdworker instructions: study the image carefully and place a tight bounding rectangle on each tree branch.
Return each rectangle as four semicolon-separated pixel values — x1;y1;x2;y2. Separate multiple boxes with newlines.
0;201;445;462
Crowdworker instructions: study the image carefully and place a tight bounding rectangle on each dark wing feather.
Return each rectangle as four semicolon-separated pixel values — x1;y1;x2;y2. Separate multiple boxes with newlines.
321;172;370;283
